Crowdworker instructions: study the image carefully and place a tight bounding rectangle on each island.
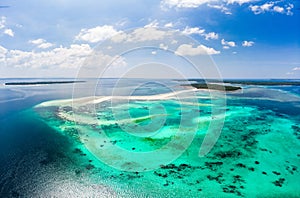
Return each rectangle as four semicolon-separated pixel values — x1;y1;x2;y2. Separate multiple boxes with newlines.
5;80;85;85
222;80;300;86
189;83;242;91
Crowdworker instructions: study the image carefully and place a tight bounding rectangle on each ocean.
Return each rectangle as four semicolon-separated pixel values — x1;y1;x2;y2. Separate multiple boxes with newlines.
0;78;300;197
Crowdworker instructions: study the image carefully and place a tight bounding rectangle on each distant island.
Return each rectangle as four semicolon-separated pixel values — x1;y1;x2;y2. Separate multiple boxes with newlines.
180;79;300;92
222;80;300;86
189;83;242;91
184;79;300;86
5;80;85;85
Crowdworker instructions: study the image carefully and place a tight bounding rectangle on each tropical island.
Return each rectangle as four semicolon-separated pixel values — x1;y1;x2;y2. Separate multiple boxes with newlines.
5;80;85;85
180;79;300;92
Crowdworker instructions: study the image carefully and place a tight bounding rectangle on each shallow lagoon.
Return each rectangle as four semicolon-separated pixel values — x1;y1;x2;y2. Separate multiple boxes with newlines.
1;79;300;197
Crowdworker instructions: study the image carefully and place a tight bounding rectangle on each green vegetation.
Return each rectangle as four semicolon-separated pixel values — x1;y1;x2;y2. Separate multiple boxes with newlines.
182;83;242;91
5;81;85;85
222;80;300;86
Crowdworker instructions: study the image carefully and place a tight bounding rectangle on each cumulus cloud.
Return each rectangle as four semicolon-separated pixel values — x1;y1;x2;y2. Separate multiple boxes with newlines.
1;42;127;73
164;22;174;28
207;4;232;14
242;41;254;47
0;16;6;29
0;45;7;63
221;39;236;48
182;26;205;35
159;43;168;50
130;27;170;42
161;0;294;16
204;32;218;40
1;44;93;69
161;0;255;9
0;16;15;37
175;44;220;56
29;38;54;49
38;42;54;49
249;2;294;15
182;26;218;40
161;0;215;8
273;6;284;13
75;25;120;43
4;28;14;37
29;38;44;45
144;20;159;28
111;27;171;43
226;0;254;5
249;2;274;14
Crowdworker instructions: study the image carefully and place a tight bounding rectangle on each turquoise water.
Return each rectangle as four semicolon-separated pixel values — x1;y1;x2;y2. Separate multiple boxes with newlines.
1;79;300;197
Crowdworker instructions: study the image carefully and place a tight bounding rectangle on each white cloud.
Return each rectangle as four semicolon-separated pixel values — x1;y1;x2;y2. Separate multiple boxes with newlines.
75;25;120;43
0;17;15;37
221;39;236;47
4;28;14;37
207;4;232;14
250;2;294;15
1;44;93;69
110;32;128;43
260;2;274;10
144;20;159;28
242;41;254;47
161;0;215;8
38;42;54;49
286;67;300;76
0;45;7;54
292;67;300;71
0;16;6;29
286;3;294;16
182;26;205;35
159;43;168;50
29;38;45;45
111;27;171;43
226;0;254;5
161;0;256;9
249;2;274;14
0;45;7;63
223;46;230;49
182;26;218;41
130;27;169;42
204;32;218;40
164;22;174;28
29;38;54;49
273;6;284;13
171;39;178;44
175;44;220;56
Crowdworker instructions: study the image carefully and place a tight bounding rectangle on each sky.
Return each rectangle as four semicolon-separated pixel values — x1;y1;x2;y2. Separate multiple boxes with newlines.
0;0;299;79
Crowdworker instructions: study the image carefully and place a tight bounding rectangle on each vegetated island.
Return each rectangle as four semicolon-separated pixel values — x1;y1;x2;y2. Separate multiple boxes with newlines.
180;79;300;91
179;79;242;91
189;83;242;91
222;80;300;86
184;79;300;86
5;80;85;85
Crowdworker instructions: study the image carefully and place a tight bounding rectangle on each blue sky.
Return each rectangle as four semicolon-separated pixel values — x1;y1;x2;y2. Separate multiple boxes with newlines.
0;0;299;78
